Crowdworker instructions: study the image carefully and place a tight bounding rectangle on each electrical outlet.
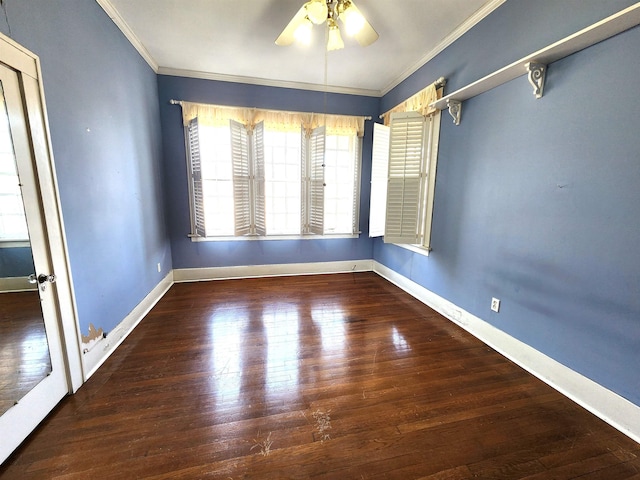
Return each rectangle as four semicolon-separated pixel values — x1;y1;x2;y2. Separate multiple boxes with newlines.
491;297;501;313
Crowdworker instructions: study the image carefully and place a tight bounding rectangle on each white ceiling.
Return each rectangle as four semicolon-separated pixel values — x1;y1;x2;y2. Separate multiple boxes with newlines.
98;0;505;96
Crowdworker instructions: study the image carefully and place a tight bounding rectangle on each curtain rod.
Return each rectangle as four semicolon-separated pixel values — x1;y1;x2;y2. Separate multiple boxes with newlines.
378;76;447;119
169;99;372;120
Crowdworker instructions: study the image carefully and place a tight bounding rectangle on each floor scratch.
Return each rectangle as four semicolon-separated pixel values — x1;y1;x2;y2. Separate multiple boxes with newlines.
250;431;273;456
371;348;378;374
312;409;332;443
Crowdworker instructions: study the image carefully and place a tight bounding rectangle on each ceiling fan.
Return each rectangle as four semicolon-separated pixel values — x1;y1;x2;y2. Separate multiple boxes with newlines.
275;0;379;51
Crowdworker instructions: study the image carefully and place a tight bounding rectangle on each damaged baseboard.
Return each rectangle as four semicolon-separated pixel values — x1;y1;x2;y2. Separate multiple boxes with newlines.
372;261;640;445
82;271;173;379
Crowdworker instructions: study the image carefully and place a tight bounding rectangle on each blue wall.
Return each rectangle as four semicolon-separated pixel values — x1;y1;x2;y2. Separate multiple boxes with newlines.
157;75;379;269
0;247;33;277
376;0;640;405
1;0;170;336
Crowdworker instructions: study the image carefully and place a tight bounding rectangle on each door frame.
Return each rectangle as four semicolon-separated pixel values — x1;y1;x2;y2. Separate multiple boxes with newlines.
0;35;83;391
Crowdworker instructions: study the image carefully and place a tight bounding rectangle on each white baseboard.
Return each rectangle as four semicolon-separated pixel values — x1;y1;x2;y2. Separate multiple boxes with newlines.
173;259;374;282
82;272;174;379
373;261;640;444
0;276;37;293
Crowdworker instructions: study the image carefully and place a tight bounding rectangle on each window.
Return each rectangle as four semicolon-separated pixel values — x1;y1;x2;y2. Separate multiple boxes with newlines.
0;107;28;243
197;122;234;236
264;130;301;235
369;110;441;251
186;117;362;239
324;133;360;234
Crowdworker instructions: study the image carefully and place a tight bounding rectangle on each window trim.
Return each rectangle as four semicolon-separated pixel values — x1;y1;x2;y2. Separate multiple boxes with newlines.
189;233;359;242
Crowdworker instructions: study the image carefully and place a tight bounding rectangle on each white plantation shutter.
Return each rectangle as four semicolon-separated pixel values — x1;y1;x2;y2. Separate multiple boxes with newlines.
351;136;362;235
308;126;326;235
301;128;309;233
187;118;207;237
252;121;266;236
384;112;426;244
421;113;440;250
230;119;251;236
369;123;389;237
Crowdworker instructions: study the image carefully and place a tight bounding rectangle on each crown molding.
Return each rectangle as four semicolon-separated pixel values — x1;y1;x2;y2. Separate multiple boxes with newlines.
95;0;378;96
380;0;508;96
96;0;505;98
95;0;159;72
157;67;382;97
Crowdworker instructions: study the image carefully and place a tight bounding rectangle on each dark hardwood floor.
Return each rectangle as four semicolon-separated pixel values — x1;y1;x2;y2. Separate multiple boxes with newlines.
0;291;51;415
1;273;639;479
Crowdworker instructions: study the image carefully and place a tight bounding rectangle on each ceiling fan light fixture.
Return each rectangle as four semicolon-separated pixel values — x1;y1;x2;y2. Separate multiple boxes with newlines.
276;0;378;49
305;0;328;25
294;17;314;45
340;1;365;36
327;19;344;51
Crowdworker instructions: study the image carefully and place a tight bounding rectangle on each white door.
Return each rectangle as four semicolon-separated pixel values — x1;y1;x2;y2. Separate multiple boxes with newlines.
0;52;79;462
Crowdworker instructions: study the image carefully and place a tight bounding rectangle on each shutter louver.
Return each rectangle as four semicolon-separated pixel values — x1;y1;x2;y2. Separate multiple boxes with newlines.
369;123;390;237
351;136;362;235
231;119;251;236
187;118;207;237
253;122;266;236
308;126;325;235
384;112;426;244
301;128;309;233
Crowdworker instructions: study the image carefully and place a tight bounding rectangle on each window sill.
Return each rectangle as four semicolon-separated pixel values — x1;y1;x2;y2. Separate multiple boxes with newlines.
190;233;360;242
396;243;430;257
0;240;30;248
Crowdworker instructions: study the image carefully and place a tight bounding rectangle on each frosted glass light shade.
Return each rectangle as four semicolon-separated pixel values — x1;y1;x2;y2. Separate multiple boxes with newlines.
341;4;365;36
294;17;313;45
305;0;328;24
327;23;344;51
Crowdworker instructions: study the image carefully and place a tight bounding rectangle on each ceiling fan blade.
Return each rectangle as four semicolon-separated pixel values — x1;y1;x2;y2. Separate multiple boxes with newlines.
349;1;379;47
275;5;308;46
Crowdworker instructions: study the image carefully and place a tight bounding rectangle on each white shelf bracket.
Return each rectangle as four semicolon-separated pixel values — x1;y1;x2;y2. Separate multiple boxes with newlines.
525;62;546;99
447;99;462;125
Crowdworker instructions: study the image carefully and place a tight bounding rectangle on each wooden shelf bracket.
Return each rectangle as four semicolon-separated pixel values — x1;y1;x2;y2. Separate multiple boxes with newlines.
447;100;462;125
525;62;546;99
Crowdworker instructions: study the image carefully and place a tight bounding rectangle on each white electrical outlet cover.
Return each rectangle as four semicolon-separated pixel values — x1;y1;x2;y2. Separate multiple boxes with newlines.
491;297;500;312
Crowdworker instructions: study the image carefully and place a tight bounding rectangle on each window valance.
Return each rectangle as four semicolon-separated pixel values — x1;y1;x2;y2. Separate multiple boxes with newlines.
380;78;445;125
177;101;366;137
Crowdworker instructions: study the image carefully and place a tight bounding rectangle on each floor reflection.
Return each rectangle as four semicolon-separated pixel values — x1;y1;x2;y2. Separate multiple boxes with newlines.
263;303;299;402
207;304;248;406
207;301;304;410
391;326;410;353
203;293;417;414
0;291;51;414
311;305;346;353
